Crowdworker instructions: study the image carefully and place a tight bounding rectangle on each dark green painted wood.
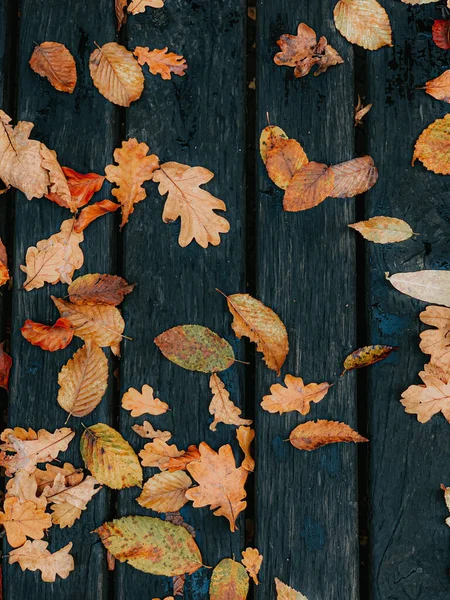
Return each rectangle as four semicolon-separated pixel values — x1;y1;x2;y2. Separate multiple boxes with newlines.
116;2;247;598
4;0;119;598
255;3;360;599
366;3;450;599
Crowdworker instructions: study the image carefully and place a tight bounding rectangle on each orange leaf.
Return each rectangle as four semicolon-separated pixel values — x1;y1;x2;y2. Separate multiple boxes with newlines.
289;420;368;451
401;363;450;423
283;162;334;212
259;126;308;190
136;471;192;513
9;540;74;582
73;200;120;233
334;0;392;50
413;114;450;174
132;421;171;441
5;470;47;509
115;0;127;30
133;46;187;80
236;426;255;472
29;42;77;93
167;445;201;472
424;70;450;104
329;156;378;197
241;548;263;585
275;578;309;599
50;166;105;210
261;375;330;415
274;23;343;78
0;496;52;548
186;442;248;532
209;373;252;431
0;238;9;286
354;96;372;126
68;273;134;305
105;138;159;228
0;341;12;390
122;385;169;417
419;305;450;370
128;0;164;13
21;318;74;352
139;439;184;470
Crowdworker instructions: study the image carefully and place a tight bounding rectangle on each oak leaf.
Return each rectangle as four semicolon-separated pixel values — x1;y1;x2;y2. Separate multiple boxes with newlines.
400;363;450;423
139;439;184;470
133;46;187;80
5;470;47;509
73;199;120;233
42;472;101;511
241;548;263;585
155;325;235;373
136;471;192;512
29;42;77;93
419;305;450;370
209;558;249;600
432;20;450;49
283;162;334;212
105;138;159;228
274;23;343;78
89;42;144;107
186;442;248;531
424;70;450;103
153;162;230;248
95;516;202;575
132;421;172;441
9;540;74;582
236;426;255;472
342;344;397;374
413;114;450;174
21;218;84;290
334;0;392;50
47;166;105;210
0;496;52;547
224;292;288;374
167;445;201;472
261;375;330;415
209;373;252;431
34;462;84;495
275;578;308;600
21;318;74;351
52;295;125;355
0;341;12;390
329;156;378;198
259;126;308;190
128;0;164;14
57;342;108;418
289;420;368;451
0;238;9;286
80;423;142;489
401;0;439;3
386;270;450;307
1;427;38;448
49;503;82;529
68;273;134;306
349;216;413;243
122;384;169;417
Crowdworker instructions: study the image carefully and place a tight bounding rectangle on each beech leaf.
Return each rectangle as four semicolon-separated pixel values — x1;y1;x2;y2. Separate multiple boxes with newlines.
133;46;187;80
21;318;74;352
73;199;120;233
419;305;450;370
68;273;134;306
413;114;450;174
261;374;330;415
136;471;192;513
236;426;255;472
424;70;450;104
9;541;74;582
61;167;105;208
122;384;169;417
289;420;368;451
241;548;263;585
283;162;334;212
209;558;249;600
334;0;393;50
209;373;252;431
349;216;413;243
386;270;450;307
259;125;308;190
329;156;378;198
342;344;397;374
275;578;309;600
29;42;77;93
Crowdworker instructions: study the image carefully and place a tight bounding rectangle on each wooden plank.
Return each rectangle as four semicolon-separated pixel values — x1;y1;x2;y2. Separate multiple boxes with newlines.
255;3;360;598
4;1;119;598
116;2;248;598
366;4;450;599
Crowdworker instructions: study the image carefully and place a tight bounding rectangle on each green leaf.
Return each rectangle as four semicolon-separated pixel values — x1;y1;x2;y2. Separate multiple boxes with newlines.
80;423;142;489
154;325;235;373
94;516;203;575
210;558;249;600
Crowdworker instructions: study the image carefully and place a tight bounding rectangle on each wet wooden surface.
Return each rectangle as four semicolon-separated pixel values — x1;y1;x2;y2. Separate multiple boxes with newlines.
1;0;450;599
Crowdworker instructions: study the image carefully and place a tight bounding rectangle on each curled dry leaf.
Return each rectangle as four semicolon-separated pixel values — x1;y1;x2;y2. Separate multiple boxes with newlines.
80;423;143;489
432;20;450;49
42;472;100;510
167;445;201;472
241;548;263;585
274;23;343;78
29;42;77;93
0;341;12;390
155;324;235;373
224;292;288;374
133;46;187;80
209;558;249;600
289;420;368;451
275;578;309;599
115;0;127;30
342;344;397;374
333;0;392;50
261;374;330;415
153;162;230;248
186;442;248;532
236;426;255;472
9;540;74;582
355;96;372;126
329;156;378;197
401;363;450;423
419;305;450;370
424;70;450;103
105;138;159;228
95;516;203;575
122;384;169;417
68;273;134;306
386;270;450;307
21;318;74;351
413;114;450;174
259;126;308;190
209;373;252;431
57;343;108;418
0;496;52;547
74;199;120;233
0;238;9;286
283;162;334;212
132;421;172;441
128;0;164;14
21;219;84;290
62;167;105;208
139;439;184;470
349;216;413;243
89;42;144;107
136;471;192;513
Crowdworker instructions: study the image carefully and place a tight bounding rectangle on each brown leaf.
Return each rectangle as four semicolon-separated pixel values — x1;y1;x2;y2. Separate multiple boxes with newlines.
167;445;201;472
153;162;230;248
413;114;450;174
419;305;450;370
0;341;12;390
329;156;378;198
0;496;52;547
29;42;77;93
89;42;144;107
349;216;413;243
21;318;74;352
137;471;192;513
241;548;263;585
0;237;9;286
354;96;372;126
139;439;184;470
9;540;74;582
236;426;255;472
261;375;330;415
424;70;450;104
342;345;398;374
334;0;392;50
122;385;169;417
283;162;334;212
42;473;101;511
133;47;187;80
73;200;120;233
5;470;47;509
68;273;134;306
274;23;343;78
401;363;450;423
34;462;84;495
132;421;172;441
289;420;368;451
46;166;105;210
115;0;127;30
186;442;248;532
105;138;159;228
209;373;252;431
259;126;308;190
128;0;164;13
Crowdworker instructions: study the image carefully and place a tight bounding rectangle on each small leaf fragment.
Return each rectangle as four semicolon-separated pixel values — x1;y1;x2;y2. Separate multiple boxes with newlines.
419;305;450;370
432;20;450;49
236;426;255;472
0;341;12;390
132;421;172;441
73;200;120;233
289;420;368;451
275;577;309;599
241;548;263;585
128;0;164;14
342;344;397;374
0;238;9;286
349;216;413;243
209;558;250;600
122;385;169;417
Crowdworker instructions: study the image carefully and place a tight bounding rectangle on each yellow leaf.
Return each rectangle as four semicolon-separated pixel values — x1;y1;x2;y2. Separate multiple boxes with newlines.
334;0;392;50
122;384;169;417
139;439;184;470
275;578;309;599
209;373;252;431
136;471;192;512
50;503;82;529
236;426;255;472
9;540;74;582
0;496;52;548
342;344;397;374
261;374;330;415
349;216;413;243
413;114;450;174
424;70;450;103
209;558;249;600
386;270;450;307
241;548;263;585
289;420;368;451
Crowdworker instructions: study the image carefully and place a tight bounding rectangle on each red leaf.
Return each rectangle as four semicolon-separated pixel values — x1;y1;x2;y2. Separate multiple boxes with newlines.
74;200;120;233
21;318;75;352
0;342;12;390
46;167;105;210
432;20;450;50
